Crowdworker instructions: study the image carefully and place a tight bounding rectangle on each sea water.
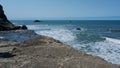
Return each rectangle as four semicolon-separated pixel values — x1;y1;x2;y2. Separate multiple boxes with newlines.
11;20;120;64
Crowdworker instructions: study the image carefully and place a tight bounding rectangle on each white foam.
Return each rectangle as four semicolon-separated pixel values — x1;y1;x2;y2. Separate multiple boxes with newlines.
72;39;120;64
36;28;76;42
0;37;4;39
106;37;120;44
27;25;49;30
27;24;76;42
27;24;120;64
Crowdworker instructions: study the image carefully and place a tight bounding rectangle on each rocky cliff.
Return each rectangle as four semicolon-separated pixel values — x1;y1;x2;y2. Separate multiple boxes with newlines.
0;4;27;31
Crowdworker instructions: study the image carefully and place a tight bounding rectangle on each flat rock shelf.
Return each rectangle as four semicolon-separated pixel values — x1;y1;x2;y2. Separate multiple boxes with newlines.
0;33;119;68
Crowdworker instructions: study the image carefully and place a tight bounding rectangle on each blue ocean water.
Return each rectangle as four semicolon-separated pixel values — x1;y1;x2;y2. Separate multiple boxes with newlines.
11;20;120;64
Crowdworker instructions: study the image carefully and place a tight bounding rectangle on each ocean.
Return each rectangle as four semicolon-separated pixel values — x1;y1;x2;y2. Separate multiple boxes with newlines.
11;20;120;64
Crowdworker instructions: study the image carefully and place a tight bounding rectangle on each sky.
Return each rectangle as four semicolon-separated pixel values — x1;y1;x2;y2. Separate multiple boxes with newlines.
0;0;120;20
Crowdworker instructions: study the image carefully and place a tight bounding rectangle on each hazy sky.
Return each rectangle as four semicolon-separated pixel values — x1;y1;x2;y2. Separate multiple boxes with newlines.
0;0;120;20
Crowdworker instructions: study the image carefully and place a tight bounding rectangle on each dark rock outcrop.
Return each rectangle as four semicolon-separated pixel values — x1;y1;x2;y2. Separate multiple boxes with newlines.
34;20;41;22
76;28;81;30
0;4;27;31
21;25;27;29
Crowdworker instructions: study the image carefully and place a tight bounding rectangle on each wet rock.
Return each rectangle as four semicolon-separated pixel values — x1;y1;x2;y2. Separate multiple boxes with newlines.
21;25;27;30
0;52;16;58
76;28;81;30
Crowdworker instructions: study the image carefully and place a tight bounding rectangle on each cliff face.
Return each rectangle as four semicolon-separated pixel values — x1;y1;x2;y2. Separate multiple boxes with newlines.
0;4;27;31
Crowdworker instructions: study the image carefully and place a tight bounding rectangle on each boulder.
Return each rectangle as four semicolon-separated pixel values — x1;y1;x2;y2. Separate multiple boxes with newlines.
0;4;27;31
76;28;81;30
21;25;27;29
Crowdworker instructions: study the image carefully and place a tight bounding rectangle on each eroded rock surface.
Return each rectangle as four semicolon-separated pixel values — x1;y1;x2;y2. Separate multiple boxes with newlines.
0;36;119;68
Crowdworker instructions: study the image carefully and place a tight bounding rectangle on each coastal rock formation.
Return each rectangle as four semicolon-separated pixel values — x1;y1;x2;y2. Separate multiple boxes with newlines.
76;28;81;30
34;20;41;22
0;4;27;31
0;35;119;68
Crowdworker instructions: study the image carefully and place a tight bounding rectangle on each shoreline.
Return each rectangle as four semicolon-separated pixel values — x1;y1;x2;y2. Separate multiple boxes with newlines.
0;30;120;68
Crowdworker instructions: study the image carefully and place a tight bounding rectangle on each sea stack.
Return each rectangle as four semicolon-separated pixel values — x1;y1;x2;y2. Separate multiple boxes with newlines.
0;4;27;31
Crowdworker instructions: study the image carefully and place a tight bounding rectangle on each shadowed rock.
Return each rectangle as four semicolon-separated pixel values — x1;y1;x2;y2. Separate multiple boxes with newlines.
0;52;15;58
0;4;27;31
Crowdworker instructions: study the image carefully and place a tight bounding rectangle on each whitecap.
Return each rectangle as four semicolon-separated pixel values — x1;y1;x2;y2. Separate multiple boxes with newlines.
35;28;76;43
105;37;120;44
71;37;120;64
